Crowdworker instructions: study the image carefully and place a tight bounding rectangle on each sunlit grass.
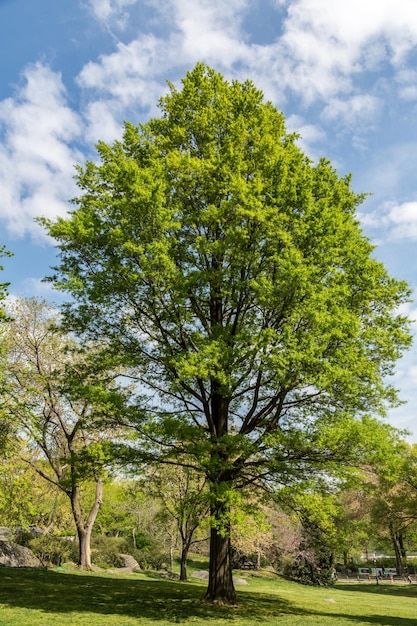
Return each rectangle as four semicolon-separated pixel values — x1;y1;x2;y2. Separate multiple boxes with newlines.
0;566;416;625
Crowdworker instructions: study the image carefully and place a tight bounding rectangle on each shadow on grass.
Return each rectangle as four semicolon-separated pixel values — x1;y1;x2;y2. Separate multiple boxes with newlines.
0;568;416;625
336;582;417;600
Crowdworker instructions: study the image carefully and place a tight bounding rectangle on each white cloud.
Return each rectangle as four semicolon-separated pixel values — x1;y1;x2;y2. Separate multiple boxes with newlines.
19;277;62;300
169;0;249;64
272;0;417;103
77;36;171;107
396;68;417;101
322;95;381;128
360;201;417;242
74;0;417;135
86;0;139;28
3;0;417;245
0;63;83;239
285;114;325;159
83;100;124;144
386;202;417;240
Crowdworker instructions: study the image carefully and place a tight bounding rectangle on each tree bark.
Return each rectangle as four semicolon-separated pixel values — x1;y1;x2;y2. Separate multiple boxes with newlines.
204;379;237;604
390;524;404;575
77;526;92;569
179;529;196;582
71;478;103;569
180;546;188;582
204;521;237;604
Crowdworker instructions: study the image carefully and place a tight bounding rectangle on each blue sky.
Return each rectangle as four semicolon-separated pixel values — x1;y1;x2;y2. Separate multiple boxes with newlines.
1;0;417;437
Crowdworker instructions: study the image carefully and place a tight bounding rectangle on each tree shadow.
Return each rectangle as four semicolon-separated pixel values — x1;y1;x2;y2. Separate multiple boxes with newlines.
336;582;417;600
0;568;416;624
0;567;294;622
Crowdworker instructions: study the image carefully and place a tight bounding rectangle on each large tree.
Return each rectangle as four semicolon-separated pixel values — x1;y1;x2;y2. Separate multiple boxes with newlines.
42;64;411;603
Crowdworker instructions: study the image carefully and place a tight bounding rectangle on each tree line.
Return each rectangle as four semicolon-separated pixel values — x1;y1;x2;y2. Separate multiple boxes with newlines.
0;64;414;603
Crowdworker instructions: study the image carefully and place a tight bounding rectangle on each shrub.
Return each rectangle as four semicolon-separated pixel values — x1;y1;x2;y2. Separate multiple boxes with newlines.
91;536;129;568
29;535;77;567
132;546;170;570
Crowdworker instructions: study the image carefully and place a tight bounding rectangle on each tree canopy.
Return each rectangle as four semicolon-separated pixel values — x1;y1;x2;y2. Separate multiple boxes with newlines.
41;63;412;603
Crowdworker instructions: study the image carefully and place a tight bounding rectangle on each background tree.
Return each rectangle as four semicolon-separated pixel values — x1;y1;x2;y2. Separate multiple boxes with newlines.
94;479;145;541
146;463;209;580
0;246;10;320
3;297;126;569
331;485;374;568
0;445;73;535
371;442;417;574
230;499;275;571
0;246;13;454
42;64;412;603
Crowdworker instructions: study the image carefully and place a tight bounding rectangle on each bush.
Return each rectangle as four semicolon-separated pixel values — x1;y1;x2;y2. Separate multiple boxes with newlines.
121;529;171;570
132;546;170;570
91;536;129;568
29;535;77;567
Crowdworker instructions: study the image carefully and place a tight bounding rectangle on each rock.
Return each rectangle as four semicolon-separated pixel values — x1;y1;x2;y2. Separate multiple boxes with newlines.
0;527;12;541
119;554;141;571
0;541;41;568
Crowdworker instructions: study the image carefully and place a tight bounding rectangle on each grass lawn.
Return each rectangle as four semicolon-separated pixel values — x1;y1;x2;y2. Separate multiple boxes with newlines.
0;565;416;626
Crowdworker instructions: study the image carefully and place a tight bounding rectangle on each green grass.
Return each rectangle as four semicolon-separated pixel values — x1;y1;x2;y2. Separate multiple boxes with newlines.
0;566;416;625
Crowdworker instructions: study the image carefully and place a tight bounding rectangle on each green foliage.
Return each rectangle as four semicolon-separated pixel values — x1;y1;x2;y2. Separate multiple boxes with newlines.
40;63;413;600
133;545;171;570
0;246;11;314
0;458;36;526
29;535;77;567
122;528;171;570
91;535;128;568
95;479;146;538
368;441;417;571
42;62;412;474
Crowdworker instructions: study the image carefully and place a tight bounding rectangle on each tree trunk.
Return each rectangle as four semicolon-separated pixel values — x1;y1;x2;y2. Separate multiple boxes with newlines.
179;532;194;581
204;522;237;604
390;525;404;575
180;546;188;582
78;526;92;569
205;356;237;603
256;547;261;571
71;478;103;570
399;532;407;559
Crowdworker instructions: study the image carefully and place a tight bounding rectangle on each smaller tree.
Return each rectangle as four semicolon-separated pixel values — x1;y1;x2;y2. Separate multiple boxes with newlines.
0;447;73;535
230;499;275;570
146;463;209;580
0;246;10;321
332;486;373;567
3;298;127;569
371;442;417;574
0;246;13;454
